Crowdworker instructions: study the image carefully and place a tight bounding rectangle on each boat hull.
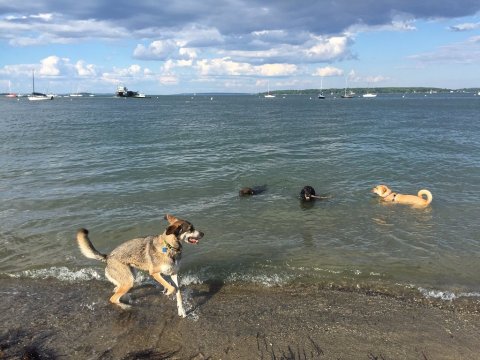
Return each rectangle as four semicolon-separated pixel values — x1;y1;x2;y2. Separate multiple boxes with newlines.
28;94;53;101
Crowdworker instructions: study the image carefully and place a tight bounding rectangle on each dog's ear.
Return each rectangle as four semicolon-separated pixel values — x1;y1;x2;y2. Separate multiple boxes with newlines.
166;222;190;236
165;214;179;225
165;224;179;236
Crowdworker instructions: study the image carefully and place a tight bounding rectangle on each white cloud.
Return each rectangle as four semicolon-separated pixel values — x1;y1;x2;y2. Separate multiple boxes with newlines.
196;57;251;76
133;40;179;60
220;34;353;64
313;66;344;77
133;39;199;61
0;14;127;46
39;56;64;76
409;35;480;64
365;75;389;83
196;57;297;77
100;64;148;84
305;36;351;61
30;13;53;21
449;22;480;31
257;63;297;76
158;75;178;85
75;60;96;77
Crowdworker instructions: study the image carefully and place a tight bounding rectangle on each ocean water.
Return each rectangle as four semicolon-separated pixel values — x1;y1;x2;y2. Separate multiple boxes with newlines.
1;93;479;300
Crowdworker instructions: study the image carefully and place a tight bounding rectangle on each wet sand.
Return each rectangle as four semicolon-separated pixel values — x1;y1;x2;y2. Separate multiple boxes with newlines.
1;277;479;359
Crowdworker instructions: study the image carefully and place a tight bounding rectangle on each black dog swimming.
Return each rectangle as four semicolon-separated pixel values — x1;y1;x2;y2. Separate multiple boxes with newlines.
239;185;267;196
300;185;330;201
300;185;316;201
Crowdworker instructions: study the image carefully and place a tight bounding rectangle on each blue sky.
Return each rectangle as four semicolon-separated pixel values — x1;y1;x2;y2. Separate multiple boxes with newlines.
1;0;480;94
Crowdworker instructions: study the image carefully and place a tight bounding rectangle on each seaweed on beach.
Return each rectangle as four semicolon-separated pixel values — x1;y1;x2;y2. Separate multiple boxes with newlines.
121;348;178;360
0;328;57;359
256;332;324;360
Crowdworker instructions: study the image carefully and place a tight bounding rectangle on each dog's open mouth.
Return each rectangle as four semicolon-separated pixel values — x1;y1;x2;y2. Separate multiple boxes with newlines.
187;237;200;244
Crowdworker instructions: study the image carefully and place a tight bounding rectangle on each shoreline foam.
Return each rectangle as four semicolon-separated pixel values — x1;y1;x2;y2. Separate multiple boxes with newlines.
4;266;480;303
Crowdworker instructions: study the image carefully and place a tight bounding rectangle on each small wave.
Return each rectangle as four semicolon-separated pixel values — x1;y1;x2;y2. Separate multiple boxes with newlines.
418;287;480;301
226;272;292;287
6;266;102;282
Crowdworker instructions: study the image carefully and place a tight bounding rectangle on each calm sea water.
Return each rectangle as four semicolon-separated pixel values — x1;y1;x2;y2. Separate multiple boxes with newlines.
1;94;479;299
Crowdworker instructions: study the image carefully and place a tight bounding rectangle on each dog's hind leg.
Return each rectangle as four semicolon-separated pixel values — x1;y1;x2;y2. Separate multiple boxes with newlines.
171;274;186;317
105;260;134;309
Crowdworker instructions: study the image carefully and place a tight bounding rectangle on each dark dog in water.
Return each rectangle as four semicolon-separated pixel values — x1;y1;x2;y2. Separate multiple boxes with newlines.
239;185;267;196
300;186;329;201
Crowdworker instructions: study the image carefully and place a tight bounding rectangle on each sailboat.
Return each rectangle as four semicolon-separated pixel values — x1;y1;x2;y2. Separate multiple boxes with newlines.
5;80;18;98
341;89;354;98
318;78;325;99
362;83;377;98
28;71;53;101
341;77;354;98
264;81;275;98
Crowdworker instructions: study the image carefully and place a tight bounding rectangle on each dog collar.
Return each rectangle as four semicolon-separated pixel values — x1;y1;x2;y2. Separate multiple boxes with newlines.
391;193;397;202
162;239;181;254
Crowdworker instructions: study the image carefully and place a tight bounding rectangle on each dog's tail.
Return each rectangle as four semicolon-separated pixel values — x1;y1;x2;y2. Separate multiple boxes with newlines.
76;228;107;262
418;189;433;205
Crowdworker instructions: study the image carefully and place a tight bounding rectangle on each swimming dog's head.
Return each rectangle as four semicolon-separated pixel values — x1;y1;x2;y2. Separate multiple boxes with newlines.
300;186;316;201
372;184;391;197
239;187;255;196
239;185;267;196
164;214;204;244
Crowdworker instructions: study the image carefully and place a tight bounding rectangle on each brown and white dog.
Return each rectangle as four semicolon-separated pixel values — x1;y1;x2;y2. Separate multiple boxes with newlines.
372;184;433;208
76;214;203;317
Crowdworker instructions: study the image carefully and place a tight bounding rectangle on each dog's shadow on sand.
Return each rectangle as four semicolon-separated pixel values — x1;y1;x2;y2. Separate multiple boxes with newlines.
188;280;224;312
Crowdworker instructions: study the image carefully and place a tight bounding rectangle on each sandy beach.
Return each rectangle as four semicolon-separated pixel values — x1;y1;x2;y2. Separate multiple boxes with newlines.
1;277;479;359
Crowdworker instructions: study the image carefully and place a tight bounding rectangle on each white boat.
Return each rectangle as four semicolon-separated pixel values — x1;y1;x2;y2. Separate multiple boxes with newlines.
362;83;377;98
264;81;275;98
28;93;53;101
27;71;53;101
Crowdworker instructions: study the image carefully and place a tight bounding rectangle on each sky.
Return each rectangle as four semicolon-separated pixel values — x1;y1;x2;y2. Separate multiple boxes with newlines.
1;0;480;95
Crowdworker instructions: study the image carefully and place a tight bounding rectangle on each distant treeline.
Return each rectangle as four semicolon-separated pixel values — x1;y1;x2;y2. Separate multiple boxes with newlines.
259;87;480;95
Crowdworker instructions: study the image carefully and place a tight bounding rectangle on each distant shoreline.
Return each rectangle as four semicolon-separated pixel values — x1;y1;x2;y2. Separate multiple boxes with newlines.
3;87;479;97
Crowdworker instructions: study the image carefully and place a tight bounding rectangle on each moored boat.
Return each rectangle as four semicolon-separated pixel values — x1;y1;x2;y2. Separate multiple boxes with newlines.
318;78;325;99
264;81;275;98
115;85;141;97
5;81;17;98
27;71;53;101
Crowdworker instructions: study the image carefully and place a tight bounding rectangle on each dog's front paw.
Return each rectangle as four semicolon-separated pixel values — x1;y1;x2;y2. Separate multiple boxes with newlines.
163;286;176;296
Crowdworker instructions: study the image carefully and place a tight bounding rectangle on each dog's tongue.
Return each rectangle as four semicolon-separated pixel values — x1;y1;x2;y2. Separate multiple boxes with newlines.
188;238;199;244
